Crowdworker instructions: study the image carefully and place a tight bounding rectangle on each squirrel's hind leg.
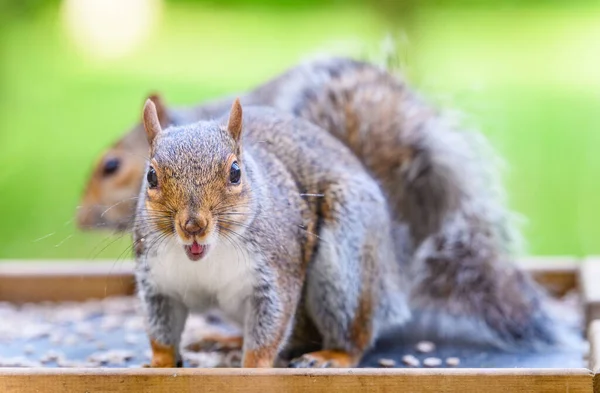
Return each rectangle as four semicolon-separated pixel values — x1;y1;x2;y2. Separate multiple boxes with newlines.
292;185;409;368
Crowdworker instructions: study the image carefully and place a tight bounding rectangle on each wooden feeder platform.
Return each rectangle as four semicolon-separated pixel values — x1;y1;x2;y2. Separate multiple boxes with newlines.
0;257;599;392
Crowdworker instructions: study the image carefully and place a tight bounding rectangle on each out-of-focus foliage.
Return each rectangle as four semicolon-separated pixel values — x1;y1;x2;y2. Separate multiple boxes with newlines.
0;0;598;259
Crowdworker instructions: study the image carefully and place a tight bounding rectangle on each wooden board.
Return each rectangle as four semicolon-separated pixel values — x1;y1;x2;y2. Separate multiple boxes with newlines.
0;261;135;303
0;257;579;303
0;368;593;393
581;258;600;326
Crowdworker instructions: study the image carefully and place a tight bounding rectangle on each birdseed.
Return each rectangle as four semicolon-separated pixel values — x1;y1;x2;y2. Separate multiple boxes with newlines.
415;341;436;353
423;357;442;367
378;358;396;368
401;354;420;367
445;357;460;367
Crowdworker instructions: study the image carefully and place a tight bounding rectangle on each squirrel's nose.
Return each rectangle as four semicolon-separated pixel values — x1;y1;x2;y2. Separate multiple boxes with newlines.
183;217;208;237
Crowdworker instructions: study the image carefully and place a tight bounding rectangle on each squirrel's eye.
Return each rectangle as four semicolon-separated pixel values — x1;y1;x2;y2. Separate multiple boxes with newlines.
229;161;241;185
147;166;158;189
103;158;120;177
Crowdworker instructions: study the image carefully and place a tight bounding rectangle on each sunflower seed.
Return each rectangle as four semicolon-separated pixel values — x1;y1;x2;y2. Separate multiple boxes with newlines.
378;358;396;368
445;357;460;367
423;357;442;367
401;354;420;367
415;341;436;353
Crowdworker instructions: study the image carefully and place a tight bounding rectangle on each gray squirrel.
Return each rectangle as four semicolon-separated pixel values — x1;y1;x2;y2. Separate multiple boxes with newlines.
80;57;570;355
135;99;408;367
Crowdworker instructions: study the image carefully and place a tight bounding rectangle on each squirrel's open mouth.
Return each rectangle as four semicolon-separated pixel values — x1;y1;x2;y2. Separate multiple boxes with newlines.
184;241;208;261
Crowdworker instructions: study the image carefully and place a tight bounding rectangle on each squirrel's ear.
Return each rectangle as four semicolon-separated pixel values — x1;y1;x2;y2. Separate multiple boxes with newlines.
226;98;243;142
142;99;162;145
147;93;169;127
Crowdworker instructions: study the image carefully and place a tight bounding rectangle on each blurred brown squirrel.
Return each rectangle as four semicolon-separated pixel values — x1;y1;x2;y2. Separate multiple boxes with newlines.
79;57;571;351
135;98;408;367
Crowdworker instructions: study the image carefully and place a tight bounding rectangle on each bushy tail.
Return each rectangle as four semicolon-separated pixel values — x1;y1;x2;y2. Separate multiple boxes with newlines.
408;221;580;350
397;112;580;350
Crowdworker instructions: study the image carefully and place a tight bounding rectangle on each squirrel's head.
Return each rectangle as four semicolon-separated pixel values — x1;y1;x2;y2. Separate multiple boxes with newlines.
141;98;250;262
77;93;169;231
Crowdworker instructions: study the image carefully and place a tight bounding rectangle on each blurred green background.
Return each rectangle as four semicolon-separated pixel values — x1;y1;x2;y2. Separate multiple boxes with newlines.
0;0;598;260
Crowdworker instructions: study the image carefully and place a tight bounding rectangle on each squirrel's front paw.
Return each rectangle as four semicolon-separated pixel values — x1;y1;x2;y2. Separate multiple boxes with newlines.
288;350;356;368
146;340;181;367
142;359;183;368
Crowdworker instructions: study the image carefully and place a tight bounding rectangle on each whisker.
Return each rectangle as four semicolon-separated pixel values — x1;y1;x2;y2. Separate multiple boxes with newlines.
217;225;253;244
100;197;141;218
297;224;324;242
90;231;129;260
217;218;256;231
32;232;56;243
53;234;74;248
218;226;249;272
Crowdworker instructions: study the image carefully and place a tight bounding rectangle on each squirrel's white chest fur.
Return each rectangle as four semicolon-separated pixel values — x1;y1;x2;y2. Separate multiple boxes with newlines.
146;238;255;324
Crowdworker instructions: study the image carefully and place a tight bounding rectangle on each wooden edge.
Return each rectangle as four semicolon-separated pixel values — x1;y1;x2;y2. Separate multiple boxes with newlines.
0;367;593;393
0;258;579;303
518;256;580;297
589;320;600;393
0;260;134;275
590;321;600;373
0;261;135;304
581;258;600;328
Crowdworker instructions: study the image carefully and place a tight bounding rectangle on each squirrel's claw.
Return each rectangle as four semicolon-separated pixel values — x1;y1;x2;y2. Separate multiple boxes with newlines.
288;350;355;368
141;359;183;368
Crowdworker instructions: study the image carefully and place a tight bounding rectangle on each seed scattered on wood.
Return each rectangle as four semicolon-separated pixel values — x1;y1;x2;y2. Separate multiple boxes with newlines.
222;350;242;368
64;335;78;346
49;334;63;345
0;296;243;369
56;357;76;368
87;349;135;366
0;356;41;367
125;334;138;345
401;354;420;367
100;315;122;331
378;358;396;368
39;350;66;365
45;350;62;361
182;351;223;368
74;323;96;341
415;341;436;353
445;357;460;367
124;317;145;331
423;357;442;367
